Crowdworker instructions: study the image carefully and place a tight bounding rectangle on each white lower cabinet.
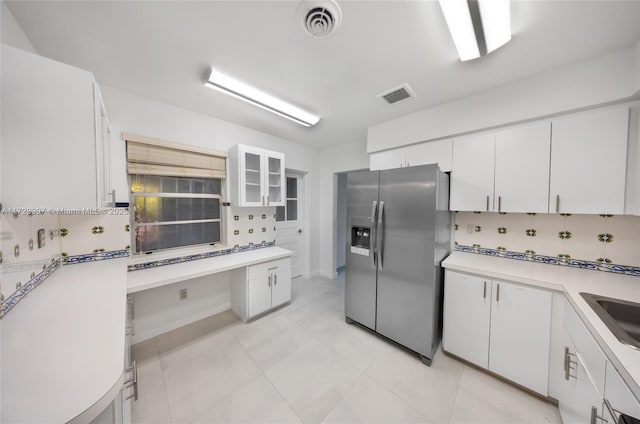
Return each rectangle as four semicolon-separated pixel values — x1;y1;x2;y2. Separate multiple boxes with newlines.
232;257;292;320
557;299;640;424
442;271;491;368
443;270;552;395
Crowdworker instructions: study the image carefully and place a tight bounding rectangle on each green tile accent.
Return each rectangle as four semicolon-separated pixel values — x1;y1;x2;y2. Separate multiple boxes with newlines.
234;230;239;235
249;215;254;220
598;233;613;243
248;229;254;234
525;229;536;237
497;227;507;234
558;230;572;240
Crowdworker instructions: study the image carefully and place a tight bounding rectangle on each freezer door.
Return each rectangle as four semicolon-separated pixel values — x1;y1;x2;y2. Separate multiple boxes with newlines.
375;165;439;358
345;170;379;330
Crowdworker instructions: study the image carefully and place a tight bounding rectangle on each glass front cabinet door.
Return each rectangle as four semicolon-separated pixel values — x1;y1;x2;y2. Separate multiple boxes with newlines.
231;144;285;207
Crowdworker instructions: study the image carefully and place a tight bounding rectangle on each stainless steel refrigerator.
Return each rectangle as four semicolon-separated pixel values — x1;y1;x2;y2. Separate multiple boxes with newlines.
345;164;450;365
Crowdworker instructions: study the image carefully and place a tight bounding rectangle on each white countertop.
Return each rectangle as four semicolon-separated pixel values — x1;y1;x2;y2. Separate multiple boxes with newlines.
1;258;127;423
442;251;640;401
127;247;293;293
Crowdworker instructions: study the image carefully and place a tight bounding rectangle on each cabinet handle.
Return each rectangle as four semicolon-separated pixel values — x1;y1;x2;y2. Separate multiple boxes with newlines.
590;406;607;424
496;283;500;302
498;196;502;212
483;281;487;299
268;275;272;287
267;195;270;205
564;347;577;380
267;266;278;271
486;195;489;212
555;195;560;213
274;274;277;286
127;296;135;320
124;360;138;401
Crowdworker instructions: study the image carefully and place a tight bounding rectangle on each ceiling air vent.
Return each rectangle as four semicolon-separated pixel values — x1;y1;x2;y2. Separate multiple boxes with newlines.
377;83;417;104
298;0;343;37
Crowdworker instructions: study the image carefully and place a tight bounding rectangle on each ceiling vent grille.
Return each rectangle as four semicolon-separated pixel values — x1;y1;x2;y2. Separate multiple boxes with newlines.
299;0;343;37
378;83;417;104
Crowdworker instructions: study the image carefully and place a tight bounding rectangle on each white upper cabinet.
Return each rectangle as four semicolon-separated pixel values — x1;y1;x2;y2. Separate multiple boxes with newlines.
1;45;112;209
450;133;495;212
229;144;285;207
369;139;452;172
549;107;629;214
494;122;551;213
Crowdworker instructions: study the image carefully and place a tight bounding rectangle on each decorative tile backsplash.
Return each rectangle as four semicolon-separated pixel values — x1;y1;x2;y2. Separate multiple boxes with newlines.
454;212;640;268
227;206;276;249
1;210;130;307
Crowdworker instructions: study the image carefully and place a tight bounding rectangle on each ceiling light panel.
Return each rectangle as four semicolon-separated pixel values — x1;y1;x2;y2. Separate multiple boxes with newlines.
205;68;320;127
438;0;480;61
478;0;511;53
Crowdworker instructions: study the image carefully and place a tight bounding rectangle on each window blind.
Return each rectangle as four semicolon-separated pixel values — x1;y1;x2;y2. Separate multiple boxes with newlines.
124;133;227;178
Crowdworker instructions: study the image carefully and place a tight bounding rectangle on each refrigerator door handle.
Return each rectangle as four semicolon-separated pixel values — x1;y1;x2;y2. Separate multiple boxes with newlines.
371;201;378;269
377;201;384;270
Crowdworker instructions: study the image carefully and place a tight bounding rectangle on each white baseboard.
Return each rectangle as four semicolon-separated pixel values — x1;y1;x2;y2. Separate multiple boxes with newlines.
132;302;232;344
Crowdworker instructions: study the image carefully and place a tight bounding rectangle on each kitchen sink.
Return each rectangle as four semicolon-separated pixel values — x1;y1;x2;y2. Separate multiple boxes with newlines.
580;293;640;350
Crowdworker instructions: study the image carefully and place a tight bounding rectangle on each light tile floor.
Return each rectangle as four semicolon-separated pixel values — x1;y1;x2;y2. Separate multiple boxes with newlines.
132;275;562;424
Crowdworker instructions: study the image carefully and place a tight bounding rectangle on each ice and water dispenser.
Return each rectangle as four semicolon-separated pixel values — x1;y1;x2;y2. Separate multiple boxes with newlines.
350;218;371;256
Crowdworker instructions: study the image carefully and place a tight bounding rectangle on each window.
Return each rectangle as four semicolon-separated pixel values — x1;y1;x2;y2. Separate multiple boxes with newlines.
124;133;227;253
276;176;298;222
131;175;222;252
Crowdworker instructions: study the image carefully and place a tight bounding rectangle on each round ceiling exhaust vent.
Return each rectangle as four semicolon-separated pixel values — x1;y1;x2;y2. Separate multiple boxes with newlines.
298;0;342;37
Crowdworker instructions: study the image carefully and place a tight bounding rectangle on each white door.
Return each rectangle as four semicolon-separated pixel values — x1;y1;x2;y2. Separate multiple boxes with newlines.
494;122;551;213
248;275;272;317
271;267;292;307
549;107;628;214
275;171;305;278
488;280;552;396
450;133;496;212
443;271;492;368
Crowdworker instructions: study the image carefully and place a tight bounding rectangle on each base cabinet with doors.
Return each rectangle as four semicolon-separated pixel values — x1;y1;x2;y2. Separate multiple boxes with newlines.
1;44;113;209
229;144;285;207
556;298;640;424
443;270;552;395
231;257;292;321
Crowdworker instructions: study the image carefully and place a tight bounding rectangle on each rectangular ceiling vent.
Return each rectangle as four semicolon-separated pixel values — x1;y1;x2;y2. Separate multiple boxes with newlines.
378;83;417;104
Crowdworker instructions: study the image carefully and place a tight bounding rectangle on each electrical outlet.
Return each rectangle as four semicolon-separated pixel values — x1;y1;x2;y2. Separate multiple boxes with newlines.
467;224;475;234
179;288;188;300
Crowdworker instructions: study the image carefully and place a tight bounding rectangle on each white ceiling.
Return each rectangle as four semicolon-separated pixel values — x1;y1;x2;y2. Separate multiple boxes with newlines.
6;0;640;149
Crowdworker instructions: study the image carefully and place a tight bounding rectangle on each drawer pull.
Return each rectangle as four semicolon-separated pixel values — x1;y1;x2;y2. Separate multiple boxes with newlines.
268;266;278;271
564;347;577;380
124;360;138;401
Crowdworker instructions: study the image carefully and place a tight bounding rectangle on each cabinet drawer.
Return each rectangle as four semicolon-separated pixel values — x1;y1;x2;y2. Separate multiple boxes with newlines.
604;362;640;419
564;299;607;396
248;258;291;279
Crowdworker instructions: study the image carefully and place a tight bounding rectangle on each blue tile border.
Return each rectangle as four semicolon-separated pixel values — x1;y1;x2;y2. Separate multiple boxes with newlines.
454;245;640;277
63;249;129;265
1;258;61;319
128;241;276;272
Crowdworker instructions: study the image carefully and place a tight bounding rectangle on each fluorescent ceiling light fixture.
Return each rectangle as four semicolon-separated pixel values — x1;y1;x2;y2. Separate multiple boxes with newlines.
438;0;511;61
205;68;320;127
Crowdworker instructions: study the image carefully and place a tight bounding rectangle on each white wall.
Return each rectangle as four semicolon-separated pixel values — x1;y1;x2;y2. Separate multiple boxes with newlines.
311;138;369;278
131;272;231;343
368;45;640;153
0;1;36;53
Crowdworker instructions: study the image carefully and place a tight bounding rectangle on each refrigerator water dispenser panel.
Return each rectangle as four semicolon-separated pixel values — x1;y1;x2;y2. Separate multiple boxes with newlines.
351;225;371;256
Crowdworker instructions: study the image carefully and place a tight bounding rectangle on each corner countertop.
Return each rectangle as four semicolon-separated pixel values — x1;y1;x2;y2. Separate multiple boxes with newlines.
442;251;640;401
1;258;128;423
127;246;293;293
